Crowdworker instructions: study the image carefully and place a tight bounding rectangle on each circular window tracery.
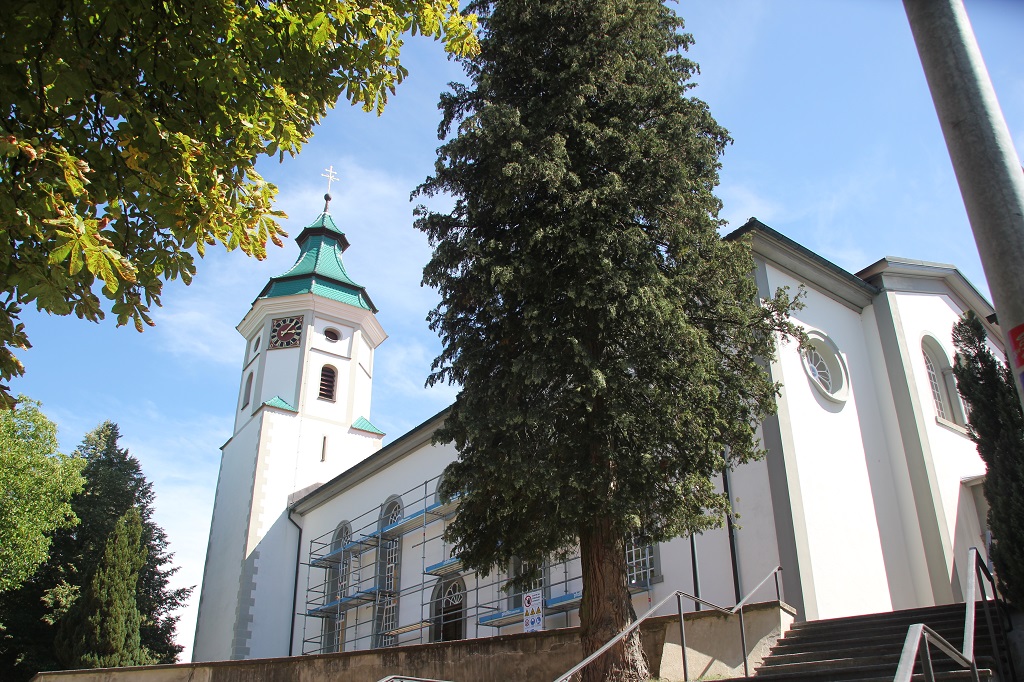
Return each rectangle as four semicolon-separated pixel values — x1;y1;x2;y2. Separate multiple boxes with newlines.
800;331;850;403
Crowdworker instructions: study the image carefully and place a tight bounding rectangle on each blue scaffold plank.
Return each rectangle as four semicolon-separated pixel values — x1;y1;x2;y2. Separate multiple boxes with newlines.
479;606;524;627
424;556;464;577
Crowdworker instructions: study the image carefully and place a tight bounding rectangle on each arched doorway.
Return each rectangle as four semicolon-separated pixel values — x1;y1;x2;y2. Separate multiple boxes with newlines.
431;577;466;642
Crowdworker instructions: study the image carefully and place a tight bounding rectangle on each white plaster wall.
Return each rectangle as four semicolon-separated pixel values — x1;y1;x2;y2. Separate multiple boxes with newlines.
262;346;302;407
763;264;892;619
891;292;989;594
245;512;302;658
860;303;936;609
193;416;262;662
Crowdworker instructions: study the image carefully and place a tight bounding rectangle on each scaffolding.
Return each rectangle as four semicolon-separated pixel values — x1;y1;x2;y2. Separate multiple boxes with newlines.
300;475;655;654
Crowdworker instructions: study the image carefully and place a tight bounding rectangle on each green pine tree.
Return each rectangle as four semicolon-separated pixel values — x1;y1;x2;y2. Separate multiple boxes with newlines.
60;422;191;663
0;422;189;681
952;311;1024;605
415;1;800;679
54;508;155;669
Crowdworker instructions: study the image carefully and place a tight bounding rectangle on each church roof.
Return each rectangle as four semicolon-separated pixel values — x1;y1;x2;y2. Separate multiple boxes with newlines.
258;212;377;312
351;416;385;436
263;396;297;412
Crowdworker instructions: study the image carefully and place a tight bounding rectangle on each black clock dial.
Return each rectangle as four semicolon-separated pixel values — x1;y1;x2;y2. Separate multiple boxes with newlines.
269;316;304;349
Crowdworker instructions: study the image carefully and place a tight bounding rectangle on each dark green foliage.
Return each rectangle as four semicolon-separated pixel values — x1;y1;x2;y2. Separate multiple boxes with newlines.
55;508;154;669
0;422;189;680
415;0;799;677
59;422;191;663
952;312;1024;605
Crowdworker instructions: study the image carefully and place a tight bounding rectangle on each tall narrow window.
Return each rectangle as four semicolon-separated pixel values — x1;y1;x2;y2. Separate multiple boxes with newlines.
508;558;545;610
323;522;351;653
319;366;337;401
923;349;949;420
375;499;403;647
625;537;656;588
922;338;965;426
241;373;253;409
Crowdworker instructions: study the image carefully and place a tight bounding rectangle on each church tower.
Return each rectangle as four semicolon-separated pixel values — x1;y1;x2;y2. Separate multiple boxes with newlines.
193;194;387;662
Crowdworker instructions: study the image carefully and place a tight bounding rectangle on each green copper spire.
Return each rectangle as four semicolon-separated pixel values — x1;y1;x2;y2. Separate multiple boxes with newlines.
258;208;377;312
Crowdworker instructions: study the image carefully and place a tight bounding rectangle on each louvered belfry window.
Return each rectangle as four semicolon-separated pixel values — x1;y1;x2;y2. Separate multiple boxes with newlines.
319;366;337;401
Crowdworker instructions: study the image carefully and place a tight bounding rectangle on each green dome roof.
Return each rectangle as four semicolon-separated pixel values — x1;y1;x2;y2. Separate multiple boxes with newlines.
258;212;377;312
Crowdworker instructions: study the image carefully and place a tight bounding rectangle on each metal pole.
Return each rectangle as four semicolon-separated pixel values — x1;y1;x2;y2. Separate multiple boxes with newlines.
677;593;689;682
903;0;1024;413
690;533;701;612
738;606;750;678
722;468;743;603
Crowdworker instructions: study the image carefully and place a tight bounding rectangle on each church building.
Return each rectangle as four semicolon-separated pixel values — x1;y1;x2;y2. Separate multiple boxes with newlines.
192;206;998;662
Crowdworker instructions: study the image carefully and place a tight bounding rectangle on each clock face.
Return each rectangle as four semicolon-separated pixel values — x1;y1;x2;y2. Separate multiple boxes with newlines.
269;316;304;349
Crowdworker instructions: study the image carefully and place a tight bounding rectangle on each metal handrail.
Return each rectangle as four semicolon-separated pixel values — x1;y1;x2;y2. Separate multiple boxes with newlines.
552;565;784;682
376;677;455;682
893;547;1015;682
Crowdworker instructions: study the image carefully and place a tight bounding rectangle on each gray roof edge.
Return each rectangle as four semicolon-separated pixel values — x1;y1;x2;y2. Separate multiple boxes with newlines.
726;218;879;310
856;256;1000;339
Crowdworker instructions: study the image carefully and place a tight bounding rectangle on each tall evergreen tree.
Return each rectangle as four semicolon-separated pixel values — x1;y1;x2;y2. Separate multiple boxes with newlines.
415;1;799;679
952;312;1024;605
0;422;189;680
54;508;154;669
57;422;191;663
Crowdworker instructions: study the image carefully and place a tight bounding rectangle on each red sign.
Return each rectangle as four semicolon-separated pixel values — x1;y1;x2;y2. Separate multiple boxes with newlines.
1010;322;1024;369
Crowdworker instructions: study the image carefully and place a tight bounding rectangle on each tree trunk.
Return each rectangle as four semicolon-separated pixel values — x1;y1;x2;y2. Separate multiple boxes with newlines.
578;517;650;682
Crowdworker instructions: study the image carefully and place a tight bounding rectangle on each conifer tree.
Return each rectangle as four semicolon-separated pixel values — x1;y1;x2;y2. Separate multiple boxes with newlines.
59;422;191;663
952;312;1024;605
415;1;799;678
0;422;188;680
54;508;154;669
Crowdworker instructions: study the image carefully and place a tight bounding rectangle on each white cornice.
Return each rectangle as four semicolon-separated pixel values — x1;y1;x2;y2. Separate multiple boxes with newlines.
236;293;388;347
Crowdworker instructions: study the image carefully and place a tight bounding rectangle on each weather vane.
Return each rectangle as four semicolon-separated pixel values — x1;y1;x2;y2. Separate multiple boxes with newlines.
321;165;339;212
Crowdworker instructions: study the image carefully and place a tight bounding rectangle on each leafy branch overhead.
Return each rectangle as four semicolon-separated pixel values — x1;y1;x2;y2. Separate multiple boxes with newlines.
0;0;479;407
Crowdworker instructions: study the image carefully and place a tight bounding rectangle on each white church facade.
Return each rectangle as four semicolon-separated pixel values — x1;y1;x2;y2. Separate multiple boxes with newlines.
192;210;998;662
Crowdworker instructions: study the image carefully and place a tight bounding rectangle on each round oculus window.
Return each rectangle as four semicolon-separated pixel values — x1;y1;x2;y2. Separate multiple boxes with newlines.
324;328;340;342
800;332;850;403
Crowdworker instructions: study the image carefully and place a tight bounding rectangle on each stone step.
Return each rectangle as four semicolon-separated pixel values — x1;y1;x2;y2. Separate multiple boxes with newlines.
711;668;991;682
753;661;991;681
771;627;1006;654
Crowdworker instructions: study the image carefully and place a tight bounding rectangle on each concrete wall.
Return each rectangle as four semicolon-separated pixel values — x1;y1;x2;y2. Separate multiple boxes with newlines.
36;602;793;682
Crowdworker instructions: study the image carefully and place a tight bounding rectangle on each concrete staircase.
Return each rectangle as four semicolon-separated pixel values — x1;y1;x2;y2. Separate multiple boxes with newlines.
729;602;1014;682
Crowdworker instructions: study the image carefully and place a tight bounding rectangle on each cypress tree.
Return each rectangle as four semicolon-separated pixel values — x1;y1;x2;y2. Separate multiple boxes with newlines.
55;508;154;669
415;1;800;678
952;312;1024;605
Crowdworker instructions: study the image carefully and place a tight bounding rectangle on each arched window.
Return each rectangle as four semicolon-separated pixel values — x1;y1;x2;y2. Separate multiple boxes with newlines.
922;338;965;426
375;498;403;647
430;578;466;642
323;522;351;653
319;365;337;401
241;372;253;409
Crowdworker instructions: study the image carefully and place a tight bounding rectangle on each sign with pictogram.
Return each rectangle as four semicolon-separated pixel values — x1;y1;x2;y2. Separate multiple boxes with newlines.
523;589;544;632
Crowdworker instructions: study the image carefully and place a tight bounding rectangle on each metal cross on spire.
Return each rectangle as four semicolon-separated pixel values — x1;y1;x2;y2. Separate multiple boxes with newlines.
321;165;339;212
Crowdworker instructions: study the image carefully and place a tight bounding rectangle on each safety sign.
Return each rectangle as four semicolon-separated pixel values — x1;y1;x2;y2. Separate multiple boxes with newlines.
523;589;545;632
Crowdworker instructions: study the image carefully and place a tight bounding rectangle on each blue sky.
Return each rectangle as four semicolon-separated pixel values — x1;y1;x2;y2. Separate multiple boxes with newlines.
12;0;1023;661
